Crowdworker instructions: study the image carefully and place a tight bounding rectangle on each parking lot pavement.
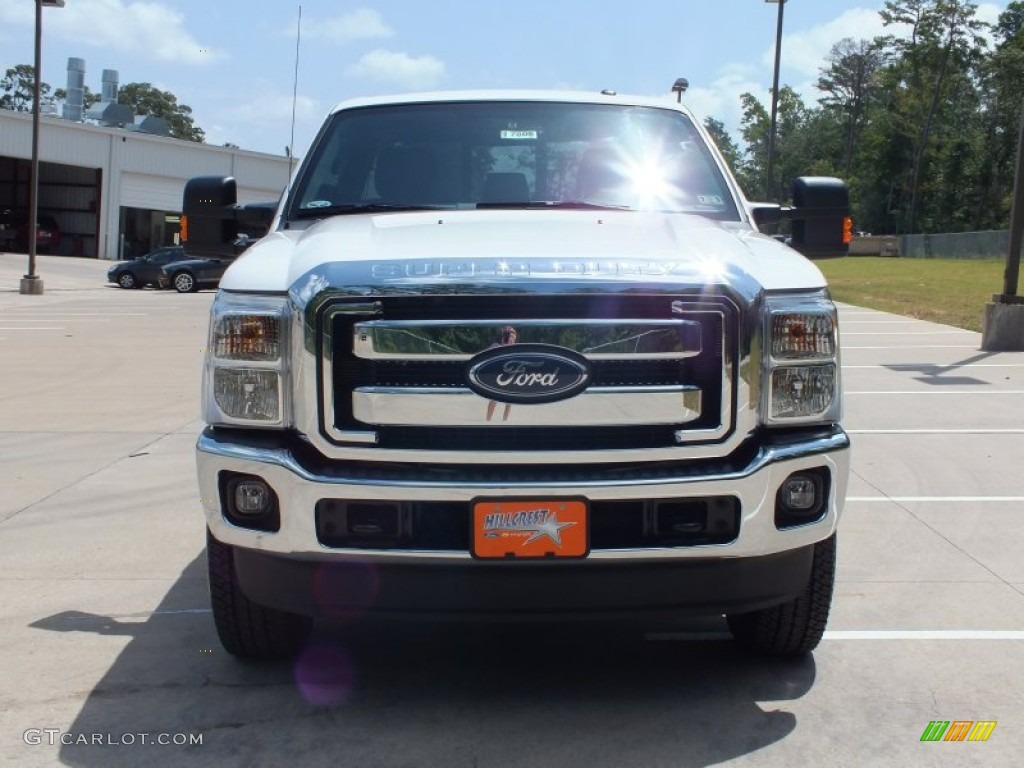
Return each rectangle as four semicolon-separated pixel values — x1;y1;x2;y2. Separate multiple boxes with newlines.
1;260;1023;766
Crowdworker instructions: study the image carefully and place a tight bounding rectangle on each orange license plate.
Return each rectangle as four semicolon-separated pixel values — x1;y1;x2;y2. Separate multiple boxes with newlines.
471;498;589;559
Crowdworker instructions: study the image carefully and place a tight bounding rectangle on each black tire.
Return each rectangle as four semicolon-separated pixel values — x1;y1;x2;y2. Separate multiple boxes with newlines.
726;534;836;657
206;529;313;660
116;272;137;289
173;271;198;293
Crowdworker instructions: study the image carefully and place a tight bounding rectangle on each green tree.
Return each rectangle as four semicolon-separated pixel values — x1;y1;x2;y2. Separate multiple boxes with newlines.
714;0;1003;236
737;87;820;201
738;92;770;197
702;116;742;178
976;1;1024;228
117;82;205;142
817;38;887;175
0;64;51;112
879;0;987;233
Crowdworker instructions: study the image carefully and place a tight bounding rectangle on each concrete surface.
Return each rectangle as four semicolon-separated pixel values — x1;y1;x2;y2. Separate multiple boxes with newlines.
1;254;1023;767
982;301;1024;351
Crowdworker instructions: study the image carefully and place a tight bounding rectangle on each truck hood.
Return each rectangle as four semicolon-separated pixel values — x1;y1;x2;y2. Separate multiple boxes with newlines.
219;209;827;296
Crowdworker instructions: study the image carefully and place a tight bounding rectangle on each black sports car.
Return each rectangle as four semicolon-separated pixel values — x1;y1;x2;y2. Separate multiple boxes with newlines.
158;257;231;293
107;246;187;289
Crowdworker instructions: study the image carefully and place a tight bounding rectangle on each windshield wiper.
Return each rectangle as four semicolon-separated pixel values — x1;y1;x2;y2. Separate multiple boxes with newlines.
475;200;633;211
293;203;450;219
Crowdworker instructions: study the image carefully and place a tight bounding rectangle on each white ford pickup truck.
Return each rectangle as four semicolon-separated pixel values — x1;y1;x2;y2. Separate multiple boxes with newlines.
182;90;851;660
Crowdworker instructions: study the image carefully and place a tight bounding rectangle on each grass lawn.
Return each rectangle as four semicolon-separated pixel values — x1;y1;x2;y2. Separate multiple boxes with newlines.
817;257;1007;333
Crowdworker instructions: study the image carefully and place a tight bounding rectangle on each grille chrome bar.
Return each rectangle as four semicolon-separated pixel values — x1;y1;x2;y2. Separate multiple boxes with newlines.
352;319;702;361
352;386;702;426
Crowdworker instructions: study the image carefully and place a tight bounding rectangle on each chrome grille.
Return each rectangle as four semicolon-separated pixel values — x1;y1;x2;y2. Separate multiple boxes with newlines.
322;294;734;453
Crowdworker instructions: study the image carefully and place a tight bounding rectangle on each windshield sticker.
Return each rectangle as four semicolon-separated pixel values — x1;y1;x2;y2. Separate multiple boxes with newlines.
500;129;538;140
304;200;332;209
697;194;724;206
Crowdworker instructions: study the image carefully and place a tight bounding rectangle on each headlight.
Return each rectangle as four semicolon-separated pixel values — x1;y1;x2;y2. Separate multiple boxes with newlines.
203;292;291;427
763;293;840;425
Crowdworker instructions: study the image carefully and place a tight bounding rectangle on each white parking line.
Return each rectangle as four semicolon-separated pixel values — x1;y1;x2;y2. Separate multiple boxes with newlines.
843;331;977;335
847;496;1024;502
825;630;1024;640
843;364;1024;369
0;326;66;330
647;630;1024;641
849;429;1024;434
846;390;1024;395
1;318;112;323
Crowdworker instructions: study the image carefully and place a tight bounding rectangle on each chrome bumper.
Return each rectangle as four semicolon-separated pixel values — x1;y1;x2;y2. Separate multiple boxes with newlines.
197;427;849;564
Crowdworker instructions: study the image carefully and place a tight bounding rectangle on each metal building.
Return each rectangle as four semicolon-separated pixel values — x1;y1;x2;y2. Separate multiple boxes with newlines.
0;109;291;260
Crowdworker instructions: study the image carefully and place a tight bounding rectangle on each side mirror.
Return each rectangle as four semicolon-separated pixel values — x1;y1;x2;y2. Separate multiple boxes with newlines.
181;176;276;259
788;177;850;259
749;177;851;260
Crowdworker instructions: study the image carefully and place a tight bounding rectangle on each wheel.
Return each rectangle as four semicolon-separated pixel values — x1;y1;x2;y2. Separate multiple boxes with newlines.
206;529;313;660
726;534;836;657
117;272;137;289
173;271;197;293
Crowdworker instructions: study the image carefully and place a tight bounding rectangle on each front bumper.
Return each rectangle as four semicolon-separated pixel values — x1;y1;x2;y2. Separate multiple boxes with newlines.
198;426;848;562
199;426;847;618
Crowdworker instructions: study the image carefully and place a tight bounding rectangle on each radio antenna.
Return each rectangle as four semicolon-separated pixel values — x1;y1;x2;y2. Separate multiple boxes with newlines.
288;4;302;186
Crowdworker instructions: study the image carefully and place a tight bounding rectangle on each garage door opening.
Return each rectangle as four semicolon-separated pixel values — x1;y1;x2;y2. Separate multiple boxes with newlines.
0;157;101;257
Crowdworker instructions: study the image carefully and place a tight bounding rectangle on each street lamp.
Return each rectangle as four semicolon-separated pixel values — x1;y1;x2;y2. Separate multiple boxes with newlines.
671;78;689;103
764;0;787;201
19;0;65;296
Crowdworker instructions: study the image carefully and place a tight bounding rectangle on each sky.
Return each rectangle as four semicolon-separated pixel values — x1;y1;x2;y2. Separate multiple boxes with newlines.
0;0;1008;158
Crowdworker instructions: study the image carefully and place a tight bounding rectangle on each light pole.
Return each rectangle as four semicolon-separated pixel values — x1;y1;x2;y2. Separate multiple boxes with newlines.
19;0;65;296
764;0;787;201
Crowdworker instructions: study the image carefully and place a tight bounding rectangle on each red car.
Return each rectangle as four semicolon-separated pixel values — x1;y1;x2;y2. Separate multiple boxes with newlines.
7;212;62;254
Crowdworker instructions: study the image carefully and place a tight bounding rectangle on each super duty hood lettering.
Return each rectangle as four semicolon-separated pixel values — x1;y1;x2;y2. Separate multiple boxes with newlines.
289;257;764;312
370;260;714;279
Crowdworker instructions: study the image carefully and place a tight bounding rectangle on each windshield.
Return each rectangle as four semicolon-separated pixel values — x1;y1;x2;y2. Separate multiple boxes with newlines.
288;101;740;220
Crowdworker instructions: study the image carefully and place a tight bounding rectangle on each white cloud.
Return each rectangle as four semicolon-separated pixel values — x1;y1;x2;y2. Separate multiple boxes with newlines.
975;3;1003;45
349;49;445;89
976;2;1003;25
683;66;764;138
225;91;321;124
763;8;888;79
0;0;219;65
212;90;323;155
300;8;394;43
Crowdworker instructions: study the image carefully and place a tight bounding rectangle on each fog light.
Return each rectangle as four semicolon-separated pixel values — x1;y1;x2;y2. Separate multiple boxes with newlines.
782;475;818;511
234;480;272;515
775;468;829;528
219;472;280;532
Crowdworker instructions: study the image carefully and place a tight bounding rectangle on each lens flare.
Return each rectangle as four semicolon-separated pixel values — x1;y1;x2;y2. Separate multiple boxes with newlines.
312;561;381;621
294;643;357;706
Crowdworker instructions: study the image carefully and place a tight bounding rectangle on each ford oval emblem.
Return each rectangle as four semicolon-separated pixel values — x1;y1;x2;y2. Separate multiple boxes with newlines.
467;344;591;404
